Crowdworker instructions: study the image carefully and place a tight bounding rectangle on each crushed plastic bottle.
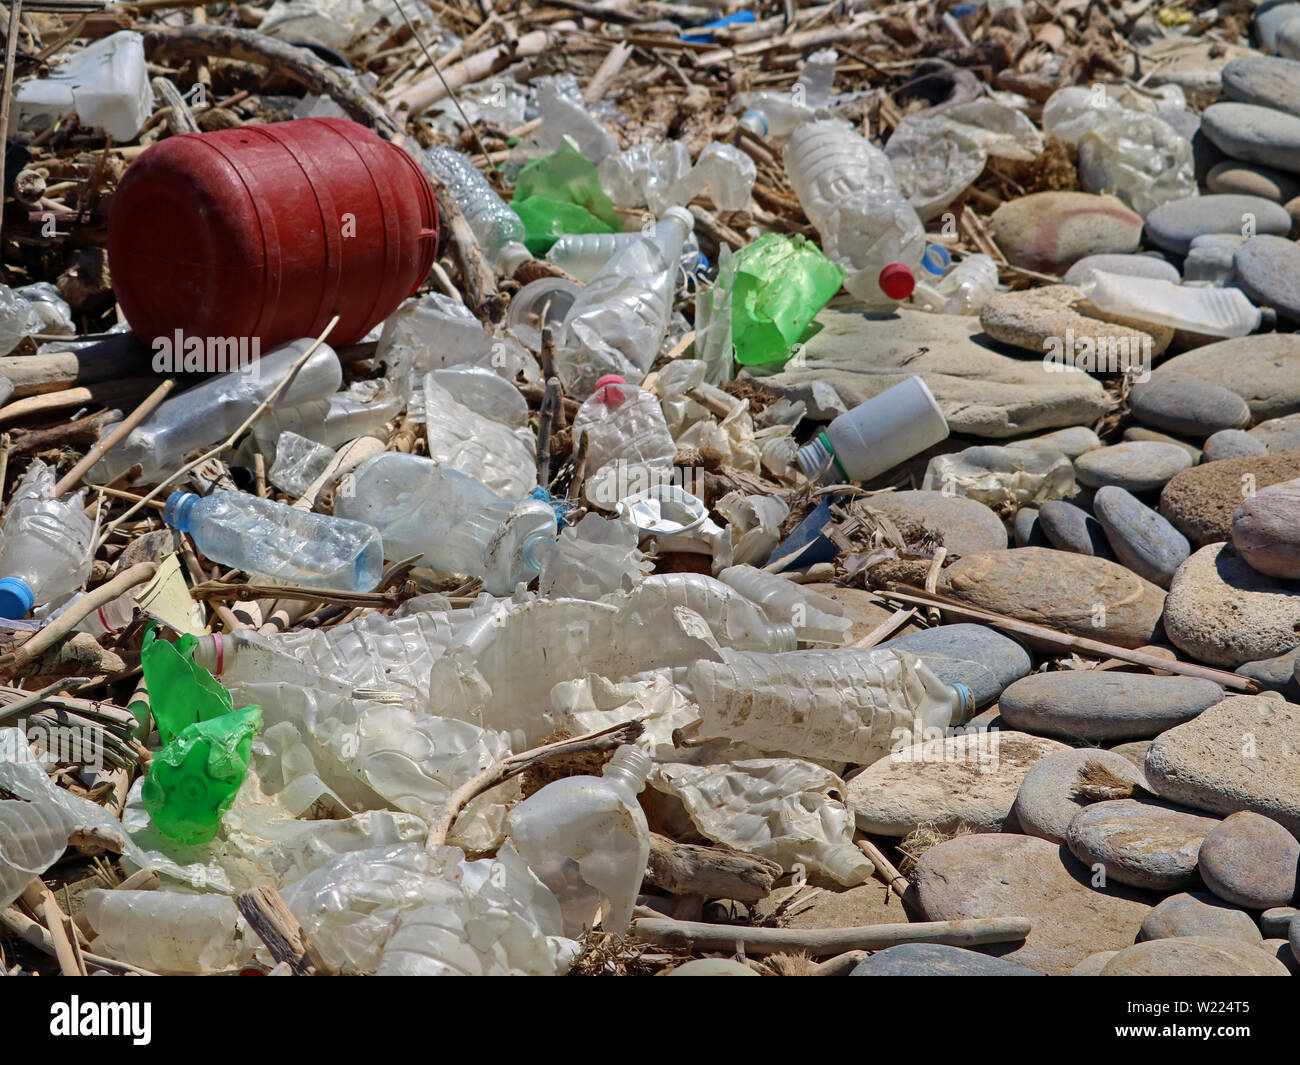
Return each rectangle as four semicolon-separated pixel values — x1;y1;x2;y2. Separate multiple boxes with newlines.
733;49;838;140
651;758;874;885
426;147;532;275
507;744;652;938
0;459;94;619
267;432;337;497
13;31;153;141
599;141;755;214
1183;234;1241;287
425;364;530;429
0;285;45;356
521;75;619;163
83;890;242;974
783;121;926;308
254;379;403;458
335;451;556;594
922;445;1077;510
730;232;845;366
796;376;949;484
546;230;704;285
717;564;851;645
90;337;343;485
421;373;537;498
683;647;973;766
511;145;623;256
911;253;1000;315
553;207;695;391
570;375;678;484
1081;270;1263;338
0;798;74;909
536;511;646;600
163;490;385;592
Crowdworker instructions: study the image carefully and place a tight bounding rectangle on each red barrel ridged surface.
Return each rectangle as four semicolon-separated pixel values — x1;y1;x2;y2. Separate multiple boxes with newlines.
107;117;438;351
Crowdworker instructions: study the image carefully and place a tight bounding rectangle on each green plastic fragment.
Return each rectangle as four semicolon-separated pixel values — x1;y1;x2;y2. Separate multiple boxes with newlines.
511;146;622;254
730;233;846;367
140;624;235;746
513;196;620;256
141;705;263;846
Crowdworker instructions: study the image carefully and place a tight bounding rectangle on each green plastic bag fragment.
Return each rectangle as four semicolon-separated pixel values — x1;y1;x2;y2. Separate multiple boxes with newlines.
511;145;622;254
141;705;263;846
140;624;234;746
730;233;846;367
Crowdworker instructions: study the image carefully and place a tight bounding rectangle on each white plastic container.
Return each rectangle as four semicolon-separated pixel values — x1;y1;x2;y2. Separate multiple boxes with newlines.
554;207;694;391
0;799;73;909
334;451;556;595
938;253;1000;315
796;375;948;483
14;31;152;141
83;889;241;974
90;337;342;485
570;374;678;480
783;121;926;308
1081;271;1262;338
426;147;531;275
507;744;652;938
0;460;94;618
163;490;385;592
685;648;973;766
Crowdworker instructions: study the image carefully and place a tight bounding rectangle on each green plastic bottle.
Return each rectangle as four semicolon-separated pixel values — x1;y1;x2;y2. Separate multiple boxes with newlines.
141;706;262;846
730;233;845;367
140;625;239;745
511;145;622;256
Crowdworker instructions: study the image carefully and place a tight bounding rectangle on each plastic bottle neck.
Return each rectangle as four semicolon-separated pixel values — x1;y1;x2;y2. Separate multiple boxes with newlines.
519;533;551;574
163;491;199;533
499;241;531;277
795;432;847;483
949;682;975;726
601;744;652;794
739;110;769;138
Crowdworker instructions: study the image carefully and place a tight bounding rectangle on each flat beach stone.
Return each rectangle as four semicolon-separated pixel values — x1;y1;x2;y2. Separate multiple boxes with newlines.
1128;371;1251;438
1140;891;1264;942
849;943;1043;976
1098;936;1289;975
1202;101;1300;174
859;490;1007;557
1144;193;1292;254
1075;441;1193;493
1092;484;1190;589
1037;499;1113;558
989;191;1143;274
1063;254;1180;286
1156;333;1300;419
1233;234;1300;321
1204;429;1268;462
1198;810;1300;909
1065;798;1220;891
1159;453;1300;546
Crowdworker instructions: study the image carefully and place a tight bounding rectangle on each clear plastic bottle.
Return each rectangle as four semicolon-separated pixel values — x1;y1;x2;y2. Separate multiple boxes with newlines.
783;121;926;307
796;375;949;484
937;253;999;315
0;460;93;619
89;338;343;485
253;382;403;458
426;147;531;275
0;799;73;909
506;744;652;938
570;374;678;479
422;374;537;499
553;207;695;392
334;451;556;595
716;564;851;645
425;364;529;429
546;230;703;284
1081;271;1262;338
0;283;44;355
735;49;837;140
45;588;137;636
83;889;241;974
685;648;974;766
266;432;336;497
163;490;385;592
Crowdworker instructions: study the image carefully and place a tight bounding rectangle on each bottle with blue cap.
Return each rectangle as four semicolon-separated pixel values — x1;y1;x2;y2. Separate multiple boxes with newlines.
163;489;385;592
0;459;94;619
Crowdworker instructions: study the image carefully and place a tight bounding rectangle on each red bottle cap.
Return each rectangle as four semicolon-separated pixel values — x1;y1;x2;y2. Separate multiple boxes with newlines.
878;262;915;301
593;374;627;406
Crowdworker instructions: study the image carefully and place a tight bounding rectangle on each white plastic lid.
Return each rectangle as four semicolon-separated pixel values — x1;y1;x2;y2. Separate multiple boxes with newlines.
618;483;708;536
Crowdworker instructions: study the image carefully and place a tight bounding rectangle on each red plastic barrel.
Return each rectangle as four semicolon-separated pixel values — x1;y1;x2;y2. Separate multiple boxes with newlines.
108;117;438;351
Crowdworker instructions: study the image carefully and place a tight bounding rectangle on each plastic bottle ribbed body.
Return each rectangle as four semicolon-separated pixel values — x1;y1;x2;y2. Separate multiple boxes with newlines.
426;147;528;272
334;451;555;594
783;121;925;305
571;381;678;473
634;573;797;652
942;254;1000;314
83;889;240;974
166;490;384;592
0;799;73;908
0;492;93;612
686;648;966;766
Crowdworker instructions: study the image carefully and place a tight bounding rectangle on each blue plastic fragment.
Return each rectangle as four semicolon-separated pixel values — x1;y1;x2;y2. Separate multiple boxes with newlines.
681;10;756;43
764;496;839;572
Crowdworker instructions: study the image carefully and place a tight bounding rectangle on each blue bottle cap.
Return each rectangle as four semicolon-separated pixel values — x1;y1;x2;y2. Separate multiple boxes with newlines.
162;491;199;533
922;244;952;276
0;576;36;619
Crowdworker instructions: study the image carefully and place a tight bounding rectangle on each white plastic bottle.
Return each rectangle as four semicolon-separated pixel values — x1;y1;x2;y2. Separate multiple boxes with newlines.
334;451;556;595
717;564;851;645
0;460;93;619
506;744;652;938
796;375;949;484
253;382;403;457
163;490;385;592
783;121;926;308
553;207;694;392
426;147;531;275
1081;271;1262;337
89;337;343;485
0;799;73;909
685;648;975;766
83;889;241;974
546;230;704;285
570;375;678;478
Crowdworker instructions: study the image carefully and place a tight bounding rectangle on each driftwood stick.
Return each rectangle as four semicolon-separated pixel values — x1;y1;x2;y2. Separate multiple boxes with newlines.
877;587;1255;692
810;950;871;976
630;915;1032;956
537;377;560;485
849;607;915;649
856;838;911;901
0;336;157;397
236;886;334;976
645;834;781;902
426;719;644;849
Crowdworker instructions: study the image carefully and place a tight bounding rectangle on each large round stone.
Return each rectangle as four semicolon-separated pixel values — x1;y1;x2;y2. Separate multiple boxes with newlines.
1202;101;1300;174
1098;936;1290;975
941;547;1167;649
1231;478;1300;577
1155;333;1300;419
1092;484;1191;588
1128;371;1251;438
1140;891;1264;942
998;671;1225;743
1233;235;1300;321
989;191;1143;274
1162;542;1300;667
1075;441;1194;493
1038;499;1114;558
1207;160;1300;202
911;832;1153;974
859;490;1007;557
1012;747;1145;843
1066;798;1220;891
849;943;1043;976
1198;810;1300;909
1144;193;1292;254
1221;54;1300;116
1159;452;1300;546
